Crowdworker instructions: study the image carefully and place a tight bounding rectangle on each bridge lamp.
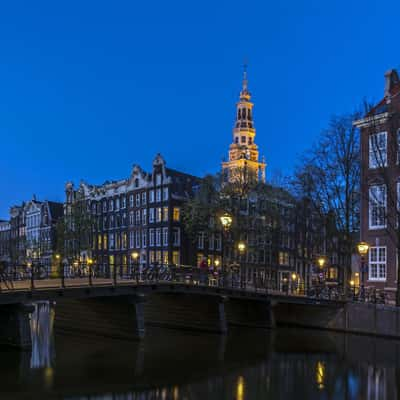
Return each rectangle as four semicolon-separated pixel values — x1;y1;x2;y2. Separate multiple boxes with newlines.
87;258;93;265
220;213;233;230
55;254;60;260
291;273;297;281
131;251;139;261
215;259;220;268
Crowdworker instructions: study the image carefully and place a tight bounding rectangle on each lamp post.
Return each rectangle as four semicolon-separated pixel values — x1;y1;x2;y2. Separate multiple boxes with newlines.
55;254;64;288
131;251;139;284
220;213;233;288
357;241;369;299
27;261;34;291
238;241;246;289
87;258;93;286
316;255;327;296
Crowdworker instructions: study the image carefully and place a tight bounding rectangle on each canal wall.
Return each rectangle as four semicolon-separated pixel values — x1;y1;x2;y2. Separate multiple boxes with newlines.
275;302;400;339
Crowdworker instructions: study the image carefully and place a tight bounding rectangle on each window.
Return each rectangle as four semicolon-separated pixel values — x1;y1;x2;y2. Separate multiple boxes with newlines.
216;234;222;251
142;209;147;225
103;201;107;212
163;206;169;221
129;194;134;208
136;194;140;207
163;187;169;201
163;251;168;266
129;231;134;249
156;189;161;202
121;196;126;209
103;234;107;250
149;190;155;203
110;215;114;229
369;131;387;168
235;137;239;144
279;251;289;266
163;227;168;246
109;233;115;250
142;230;147;247
149;229;154;246
369;246;386;281
135;231;141;248
97;234;102;249
173;207;180;222
209;233;214;250
122;232;127;249
142;192;147;205
115;198;120;210
149;208;155;223
156;228;161;246
156;174;162;186
109;199;114;211
129;211;134;226
172;251;180;265
172;227;180;246
369;185;386;229
241;136;246;143
156;207;162;222
135;210;141;225
198;232;205;249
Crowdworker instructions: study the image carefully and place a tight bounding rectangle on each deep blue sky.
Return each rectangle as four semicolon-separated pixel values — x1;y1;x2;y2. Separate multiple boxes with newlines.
1;0;399;219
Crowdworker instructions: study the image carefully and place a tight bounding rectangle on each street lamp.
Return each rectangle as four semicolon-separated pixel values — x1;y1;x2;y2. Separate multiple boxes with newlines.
220;213;233;288
87;258;93;286
357;241;369;298
131;251;139;283
238;241;246;289
220;213;233;231
55;253;64;288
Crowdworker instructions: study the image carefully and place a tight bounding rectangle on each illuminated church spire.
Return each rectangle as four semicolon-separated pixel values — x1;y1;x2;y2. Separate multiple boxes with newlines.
222;65;266;183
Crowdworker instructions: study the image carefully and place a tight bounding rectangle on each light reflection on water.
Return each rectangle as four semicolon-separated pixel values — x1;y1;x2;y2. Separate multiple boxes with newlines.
3;312;400;400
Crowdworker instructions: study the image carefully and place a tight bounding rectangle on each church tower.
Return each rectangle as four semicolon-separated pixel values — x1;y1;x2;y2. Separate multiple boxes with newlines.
222;66;266;183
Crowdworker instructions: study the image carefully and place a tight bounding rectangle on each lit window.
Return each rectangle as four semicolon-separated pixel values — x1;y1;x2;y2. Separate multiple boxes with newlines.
163;206;169;221
172;251;180;265
369;185;386;229
369;132;387;168
156;207;162;222
173;207;180;222
369;247;386;281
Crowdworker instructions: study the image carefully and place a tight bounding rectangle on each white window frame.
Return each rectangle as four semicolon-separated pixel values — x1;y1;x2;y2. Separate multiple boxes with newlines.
369;246;387;281
369;185;387;229
163;227;168;246
163;187;169;201
149;229;154;246
149;190;155;203
149;208;155;223
156;228;161;247
369;131;387;169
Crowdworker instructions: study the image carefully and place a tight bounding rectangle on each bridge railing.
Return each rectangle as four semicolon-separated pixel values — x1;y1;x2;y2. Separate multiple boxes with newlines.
0;263;390;304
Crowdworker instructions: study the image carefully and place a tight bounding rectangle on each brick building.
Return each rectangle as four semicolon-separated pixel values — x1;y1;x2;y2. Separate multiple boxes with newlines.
64;154;200;271
354;69;400;297
0;220;10;264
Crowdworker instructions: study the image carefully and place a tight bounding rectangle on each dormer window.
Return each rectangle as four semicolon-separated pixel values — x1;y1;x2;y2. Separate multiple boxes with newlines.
134;179;139;188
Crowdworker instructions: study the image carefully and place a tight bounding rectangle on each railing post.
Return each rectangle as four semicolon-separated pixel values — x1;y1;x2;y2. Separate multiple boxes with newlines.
30;264;35;291
113;262;117;286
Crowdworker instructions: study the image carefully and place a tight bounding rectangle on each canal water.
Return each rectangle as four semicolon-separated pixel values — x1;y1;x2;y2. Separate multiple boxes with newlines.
1;322;400;399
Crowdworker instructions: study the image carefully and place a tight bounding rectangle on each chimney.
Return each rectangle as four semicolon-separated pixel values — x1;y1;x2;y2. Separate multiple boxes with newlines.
384;69;399;98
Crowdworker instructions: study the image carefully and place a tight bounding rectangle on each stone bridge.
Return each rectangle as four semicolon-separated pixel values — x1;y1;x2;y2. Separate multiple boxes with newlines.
0;278;346;350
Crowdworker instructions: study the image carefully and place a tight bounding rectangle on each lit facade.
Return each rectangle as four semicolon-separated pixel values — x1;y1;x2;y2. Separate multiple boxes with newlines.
222;68;266;183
